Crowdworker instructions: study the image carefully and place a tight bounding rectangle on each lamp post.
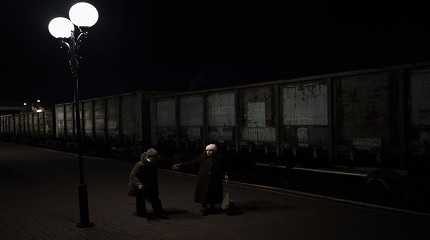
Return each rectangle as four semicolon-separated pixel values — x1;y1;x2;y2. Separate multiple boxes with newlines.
48;2;98;228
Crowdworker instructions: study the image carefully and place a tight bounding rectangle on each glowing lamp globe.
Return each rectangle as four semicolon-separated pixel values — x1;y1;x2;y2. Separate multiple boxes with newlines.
69;2;99;27
48;17;74;38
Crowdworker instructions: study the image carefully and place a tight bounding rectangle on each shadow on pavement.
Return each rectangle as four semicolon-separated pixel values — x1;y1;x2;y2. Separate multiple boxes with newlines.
235;200;291;213
160;208;204;220
0;165;14;178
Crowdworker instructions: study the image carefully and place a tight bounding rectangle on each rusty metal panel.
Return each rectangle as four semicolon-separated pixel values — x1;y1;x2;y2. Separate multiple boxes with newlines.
17;114;21;134
107;97;119;137
5;116;7;134
27;113;32;135
181;127;201;141
156;127;177;142
410;71;430;126
8;115;12;134
27;113;31;135
150;99;156;145
14;114;20;135
55;105;64;138
22;113;27;135
156;98;176;127
240;87;276;142
121;94;138;141
4;116;7;134
283;126;329;147
26;113;30;135
241;127;276;142
83;102;93;137
22;114;27;135
3;116;6;134
136;92;144;142
179;95;203;142
36;113;41;136
21;114;24;134
409;70;430;166
5;116;8;134
6;116;9;134
5;116;9;134
94;100;105;138
337;73;389;144
18;114;22;134
282;81;328;126
65;104;74;136
334;73;392;168
31;113;36;136
0;116;3;133
37;112;43;136
180;95;203;126
208;126;233;142
207;92;235;127
20;114;24;135
35;113;39;136
241;87;273;127
151;97;177;144
79;103;84;134
45;111;53;136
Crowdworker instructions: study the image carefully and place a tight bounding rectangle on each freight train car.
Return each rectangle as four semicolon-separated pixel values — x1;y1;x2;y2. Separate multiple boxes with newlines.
1;64;429;170
1;63;430;210
0;111;54;142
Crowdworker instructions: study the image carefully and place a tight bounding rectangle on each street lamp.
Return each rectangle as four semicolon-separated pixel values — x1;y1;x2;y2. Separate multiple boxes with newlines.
48;2;98;228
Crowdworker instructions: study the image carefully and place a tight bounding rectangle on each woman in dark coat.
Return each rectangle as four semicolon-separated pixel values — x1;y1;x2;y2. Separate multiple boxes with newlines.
129;148;167;219
173;144;229;215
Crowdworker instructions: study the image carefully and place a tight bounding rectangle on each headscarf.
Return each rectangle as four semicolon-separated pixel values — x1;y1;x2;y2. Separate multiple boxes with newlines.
141;148;158;161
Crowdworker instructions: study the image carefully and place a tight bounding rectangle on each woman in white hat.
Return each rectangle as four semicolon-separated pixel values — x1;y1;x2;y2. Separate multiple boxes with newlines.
173;143;229;215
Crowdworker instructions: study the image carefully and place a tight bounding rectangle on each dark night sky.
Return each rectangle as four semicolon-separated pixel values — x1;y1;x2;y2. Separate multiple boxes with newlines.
1;0;430;105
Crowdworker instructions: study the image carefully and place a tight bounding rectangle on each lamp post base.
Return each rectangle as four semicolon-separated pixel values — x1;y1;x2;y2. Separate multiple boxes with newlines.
76;184;94;228
76;222;95;228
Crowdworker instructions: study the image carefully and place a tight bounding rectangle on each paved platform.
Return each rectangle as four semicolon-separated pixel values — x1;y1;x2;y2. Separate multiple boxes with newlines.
0;142;428;240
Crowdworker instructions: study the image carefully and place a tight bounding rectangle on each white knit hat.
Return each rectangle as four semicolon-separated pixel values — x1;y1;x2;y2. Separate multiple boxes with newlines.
205;144;217;151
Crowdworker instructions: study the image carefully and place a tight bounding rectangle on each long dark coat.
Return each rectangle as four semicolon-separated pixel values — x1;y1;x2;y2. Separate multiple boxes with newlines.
128;160;159;197
194;153;227;204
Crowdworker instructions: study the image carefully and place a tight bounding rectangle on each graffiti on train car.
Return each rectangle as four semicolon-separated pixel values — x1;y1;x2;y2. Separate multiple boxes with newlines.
2;63;430;174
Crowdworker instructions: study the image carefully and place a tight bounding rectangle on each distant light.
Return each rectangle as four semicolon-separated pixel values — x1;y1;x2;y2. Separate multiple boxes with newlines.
23;103;27;106
69;2;99;27
48;17;74;38
36;99;41;103
36;109;43;113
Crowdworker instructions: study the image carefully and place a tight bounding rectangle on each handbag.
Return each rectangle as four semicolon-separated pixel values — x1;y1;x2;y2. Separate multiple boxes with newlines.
222;192;242;215
221;192;230;210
